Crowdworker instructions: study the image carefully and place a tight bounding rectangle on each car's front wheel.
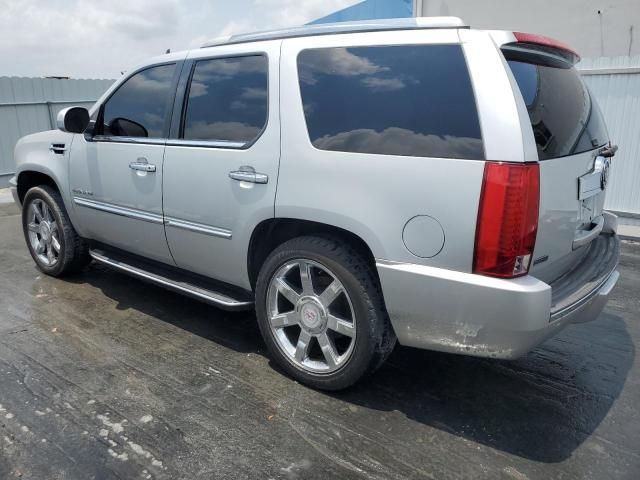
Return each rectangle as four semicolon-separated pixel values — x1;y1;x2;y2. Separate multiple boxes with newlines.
255;235;396;390
22;185;90;276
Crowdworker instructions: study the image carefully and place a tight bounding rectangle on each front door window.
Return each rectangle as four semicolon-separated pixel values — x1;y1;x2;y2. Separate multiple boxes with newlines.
99;63;177;138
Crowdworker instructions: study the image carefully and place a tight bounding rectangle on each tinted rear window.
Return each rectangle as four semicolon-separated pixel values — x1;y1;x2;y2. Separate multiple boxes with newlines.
507;59;608;160
297;45;484;159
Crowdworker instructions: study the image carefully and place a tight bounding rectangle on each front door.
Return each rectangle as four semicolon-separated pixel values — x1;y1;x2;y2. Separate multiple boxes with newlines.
69;63;179;264
162;44;280;289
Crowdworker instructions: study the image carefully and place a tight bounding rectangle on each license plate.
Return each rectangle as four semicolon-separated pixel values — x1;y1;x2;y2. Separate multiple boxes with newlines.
578;155;611;200
577;155;610;224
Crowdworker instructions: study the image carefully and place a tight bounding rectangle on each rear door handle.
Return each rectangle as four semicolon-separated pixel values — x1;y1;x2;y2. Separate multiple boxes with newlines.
129;158;156;172
229;168;268;184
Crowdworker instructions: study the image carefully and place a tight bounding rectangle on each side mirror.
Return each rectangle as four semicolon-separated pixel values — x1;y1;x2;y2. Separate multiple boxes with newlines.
56;107;90;134
110;117;148;138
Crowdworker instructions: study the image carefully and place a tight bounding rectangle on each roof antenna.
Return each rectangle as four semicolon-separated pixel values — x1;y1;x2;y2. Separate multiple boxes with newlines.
166;48;171;54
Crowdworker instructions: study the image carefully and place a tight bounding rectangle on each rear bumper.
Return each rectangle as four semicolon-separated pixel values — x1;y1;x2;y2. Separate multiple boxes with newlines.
549;233;619;322
377;233;620;359
8;175;20;209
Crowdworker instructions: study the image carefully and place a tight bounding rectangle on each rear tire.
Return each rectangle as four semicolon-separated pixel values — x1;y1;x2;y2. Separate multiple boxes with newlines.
22;185;90;277
255;235;396;390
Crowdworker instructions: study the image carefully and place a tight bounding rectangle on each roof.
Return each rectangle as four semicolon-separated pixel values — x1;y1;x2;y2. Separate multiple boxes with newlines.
202;16;467;48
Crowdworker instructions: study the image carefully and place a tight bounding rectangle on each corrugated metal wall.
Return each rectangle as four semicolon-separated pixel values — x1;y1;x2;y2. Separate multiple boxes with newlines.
578;56;640;215
0;76;114;185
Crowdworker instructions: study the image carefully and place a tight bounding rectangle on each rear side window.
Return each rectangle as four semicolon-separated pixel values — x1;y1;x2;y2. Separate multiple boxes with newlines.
101;64;176;138
182;55;268;144
297;45;484;160
506;59;608;160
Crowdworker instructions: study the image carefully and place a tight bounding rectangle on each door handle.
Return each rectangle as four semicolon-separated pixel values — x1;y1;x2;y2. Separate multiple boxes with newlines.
129;158;156;172
229;167;268;184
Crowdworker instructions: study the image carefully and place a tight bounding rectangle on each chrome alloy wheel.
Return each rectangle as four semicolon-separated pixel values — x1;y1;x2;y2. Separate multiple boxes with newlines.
27;199;61;267
267;259;357;374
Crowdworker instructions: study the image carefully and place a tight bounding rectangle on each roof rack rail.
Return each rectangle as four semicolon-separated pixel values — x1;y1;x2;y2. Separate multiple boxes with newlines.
202;16;467;48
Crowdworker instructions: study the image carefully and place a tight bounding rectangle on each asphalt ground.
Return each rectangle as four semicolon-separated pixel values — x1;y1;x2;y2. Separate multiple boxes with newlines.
1;201;639;480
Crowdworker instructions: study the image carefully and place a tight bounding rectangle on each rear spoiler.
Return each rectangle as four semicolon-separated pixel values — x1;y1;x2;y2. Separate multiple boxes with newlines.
501;32;580;67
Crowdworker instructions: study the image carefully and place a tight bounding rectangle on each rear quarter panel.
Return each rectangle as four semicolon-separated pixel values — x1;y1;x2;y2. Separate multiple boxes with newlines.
277;29;525;271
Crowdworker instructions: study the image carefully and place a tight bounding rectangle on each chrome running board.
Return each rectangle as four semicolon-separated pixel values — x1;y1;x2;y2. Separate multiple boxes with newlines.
89;249;254;311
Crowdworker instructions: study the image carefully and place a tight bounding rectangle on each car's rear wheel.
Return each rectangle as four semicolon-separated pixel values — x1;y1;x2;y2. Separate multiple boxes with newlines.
255;235;396;390
22;185;90;276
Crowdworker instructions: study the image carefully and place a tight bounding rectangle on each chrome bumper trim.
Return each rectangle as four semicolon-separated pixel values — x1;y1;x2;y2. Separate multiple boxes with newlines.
550;270;619;322
549;233;619;322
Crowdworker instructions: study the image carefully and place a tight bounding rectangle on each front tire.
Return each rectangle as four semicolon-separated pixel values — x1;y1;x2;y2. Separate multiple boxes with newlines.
22;185;90;276
255;235;396;390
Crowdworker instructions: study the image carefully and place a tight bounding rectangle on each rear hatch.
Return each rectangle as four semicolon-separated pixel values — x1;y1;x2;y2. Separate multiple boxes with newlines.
501;35;613;283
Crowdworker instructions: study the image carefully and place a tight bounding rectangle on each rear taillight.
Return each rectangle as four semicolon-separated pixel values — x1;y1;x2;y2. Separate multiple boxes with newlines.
473;162;540;278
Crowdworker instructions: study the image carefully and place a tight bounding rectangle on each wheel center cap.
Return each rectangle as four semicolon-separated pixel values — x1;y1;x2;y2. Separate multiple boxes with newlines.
40;222;51;242
298;299;326;333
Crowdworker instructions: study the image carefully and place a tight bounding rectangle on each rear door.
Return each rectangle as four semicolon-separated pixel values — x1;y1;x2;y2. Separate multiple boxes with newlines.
162;42;280;290
502;42;611;282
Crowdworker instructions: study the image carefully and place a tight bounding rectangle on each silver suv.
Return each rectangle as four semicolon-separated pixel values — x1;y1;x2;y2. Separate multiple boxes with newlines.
10;18;620;390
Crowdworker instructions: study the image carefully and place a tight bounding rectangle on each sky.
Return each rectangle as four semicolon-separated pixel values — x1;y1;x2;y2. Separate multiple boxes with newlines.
0;0;360;79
